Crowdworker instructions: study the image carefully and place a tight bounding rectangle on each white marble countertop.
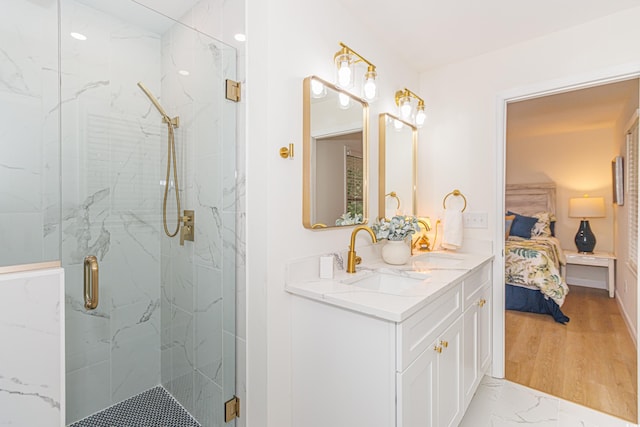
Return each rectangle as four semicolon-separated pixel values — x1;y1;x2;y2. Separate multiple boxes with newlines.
285;250;494;322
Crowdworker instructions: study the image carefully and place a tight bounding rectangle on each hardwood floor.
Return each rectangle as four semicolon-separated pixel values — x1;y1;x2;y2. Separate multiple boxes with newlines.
506;285;638;422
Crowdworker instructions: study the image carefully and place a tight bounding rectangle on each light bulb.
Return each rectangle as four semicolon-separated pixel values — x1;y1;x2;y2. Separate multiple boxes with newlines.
338;92;350;109
338;62;352;87
311;79;326;98
415;107;426;127
362;69;377;101
363;78;376;100
394;119;403;130
335;52;354;88
400;98;412;119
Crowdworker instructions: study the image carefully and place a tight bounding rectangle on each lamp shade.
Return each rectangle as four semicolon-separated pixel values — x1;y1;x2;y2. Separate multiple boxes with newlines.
569;196;605;218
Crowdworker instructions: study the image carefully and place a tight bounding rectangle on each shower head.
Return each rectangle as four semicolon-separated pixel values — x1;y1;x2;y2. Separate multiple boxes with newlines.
137;81;171;122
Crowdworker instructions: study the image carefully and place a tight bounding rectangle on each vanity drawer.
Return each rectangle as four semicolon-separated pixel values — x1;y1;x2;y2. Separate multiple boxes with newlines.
463;261;491;310
396;282;462;371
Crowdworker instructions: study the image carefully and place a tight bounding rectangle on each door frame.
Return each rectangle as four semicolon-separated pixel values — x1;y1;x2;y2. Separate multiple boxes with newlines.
493;64;640;404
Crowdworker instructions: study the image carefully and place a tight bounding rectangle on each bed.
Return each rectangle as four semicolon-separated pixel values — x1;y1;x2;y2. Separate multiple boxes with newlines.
505;183;570;323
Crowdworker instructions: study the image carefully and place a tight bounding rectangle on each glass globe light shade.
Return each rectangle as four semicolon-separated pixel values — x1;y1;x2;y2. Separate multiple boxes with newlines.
311;79;326;98
415;105;426;127
362;69;377;101
338;92;351;109
335;53;354;88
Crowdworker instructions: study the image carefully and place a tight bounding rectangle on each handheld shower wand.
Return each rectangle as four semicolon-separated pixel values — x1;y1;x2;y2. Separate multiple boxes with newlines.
137;82;185;240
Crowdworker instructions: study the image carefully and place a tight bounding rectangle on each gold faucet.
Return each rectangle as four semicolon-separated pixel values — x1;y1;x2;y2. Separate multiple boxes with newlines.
412;219;432;254
347;225;378;273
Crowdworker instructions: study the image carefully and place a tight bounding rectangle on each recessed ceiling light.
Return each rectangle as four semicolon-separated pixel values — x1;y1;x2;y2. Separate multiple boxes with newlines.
234;33;246;42
70;32;87;41
178;70;190;76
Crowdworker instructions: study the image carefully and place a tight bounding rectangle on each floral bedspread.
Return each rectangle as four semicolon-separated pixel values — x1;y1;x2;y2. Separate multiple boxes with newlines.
505;236;569;307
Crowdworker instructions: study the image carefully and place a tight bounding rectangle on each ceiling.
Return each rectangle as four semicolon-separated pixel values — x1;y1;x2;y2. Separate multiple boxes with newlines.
340;0;640;72
507;79;639;140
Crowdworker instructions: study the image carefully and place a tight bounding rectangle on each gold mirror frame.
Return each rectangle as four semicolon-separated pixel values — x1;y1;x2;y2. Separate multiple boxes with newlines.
378;113;417;220
303;76;369;229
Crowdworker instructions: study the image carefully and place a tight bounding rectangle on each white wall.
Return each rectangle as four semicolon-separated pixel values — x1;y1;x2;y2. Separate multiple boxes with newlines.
245;0;419;425
615;102;639;341
506;125;618;253
418;7;640;376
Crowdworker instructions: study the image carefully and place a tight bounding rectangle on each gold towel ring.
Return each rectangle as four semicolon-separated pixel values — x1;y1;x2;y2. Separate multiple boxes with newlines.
385;191;401;210
442;189;467;212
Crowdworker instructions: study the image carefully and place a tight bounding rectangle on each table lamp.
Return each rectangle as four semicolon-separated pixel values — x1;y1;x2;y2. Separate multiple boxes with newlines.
568;195;605;253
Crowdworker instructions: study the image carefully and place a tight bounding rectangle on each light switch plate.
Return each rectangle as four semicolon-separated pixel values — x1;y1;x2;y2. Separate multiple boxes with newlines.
463;212;488;228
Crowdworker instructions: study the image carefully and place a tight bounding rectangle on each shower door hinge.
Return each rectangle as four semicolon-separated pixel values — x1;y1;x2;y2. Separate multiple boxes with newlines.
226;79;241;102
224;395;240;422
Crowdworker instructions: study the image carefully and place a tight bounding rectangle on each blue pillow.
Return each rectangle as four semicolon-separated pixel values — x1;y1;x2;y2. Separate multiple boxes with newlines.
507;211;538;239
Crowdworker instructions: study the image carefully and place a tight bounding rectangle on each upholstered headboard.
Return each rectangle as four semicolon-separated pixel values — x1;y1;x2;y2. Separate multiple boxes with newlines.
505;183;556;216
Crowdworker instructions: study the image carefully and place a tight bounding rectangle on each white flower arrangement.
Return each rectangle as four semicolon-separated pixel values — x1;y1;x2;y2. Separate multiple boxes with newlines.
372;215;420;241
335;212;364;226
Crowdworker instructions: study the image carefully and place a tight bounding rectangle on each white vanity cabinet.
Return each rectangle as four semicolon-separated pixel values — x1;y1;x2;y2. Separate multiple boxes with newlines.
462;263;492;410
290;259;493;427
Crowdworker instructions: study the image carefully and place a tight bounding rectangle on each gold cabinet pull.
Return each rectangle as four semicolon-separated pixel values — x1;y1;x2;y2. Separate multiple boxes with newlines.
434;345;443;353
83;255;99;310
440;340;449;348
478;298;486;307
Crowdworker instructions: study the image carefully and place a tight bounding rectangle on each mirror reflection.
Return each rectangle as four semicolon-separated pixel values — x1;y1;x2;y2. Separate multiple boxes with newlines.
303;76;369;229
378;113;417;220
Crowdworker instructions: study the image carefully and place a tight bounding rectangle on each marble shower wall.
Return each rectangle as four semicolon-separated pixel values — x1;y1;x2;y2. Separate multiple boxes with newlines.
158;9;238;427
1;0;238;425
0;266;65;426
60;1;164;423
0;0;60;267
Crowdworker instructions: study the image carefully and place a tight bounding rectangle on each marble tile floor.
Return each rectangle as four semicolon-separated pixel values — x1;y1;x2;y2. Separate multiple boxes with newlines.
461;376;637;427
69;386;200;427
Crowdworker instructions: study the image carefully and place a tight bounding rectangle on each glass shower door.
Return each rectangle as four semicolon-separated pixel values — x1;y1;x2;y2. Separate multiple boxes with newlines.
60;0;237;425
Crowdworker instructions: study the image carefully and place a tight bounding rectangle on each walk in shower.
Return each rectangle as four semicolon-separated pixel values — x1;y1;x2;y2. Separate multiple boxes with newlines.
1;0;237;425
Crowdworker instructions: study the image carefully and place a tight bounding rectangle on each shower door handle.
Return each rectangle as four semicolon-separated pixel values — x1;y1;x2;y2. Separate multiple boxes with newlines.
83;255;99;310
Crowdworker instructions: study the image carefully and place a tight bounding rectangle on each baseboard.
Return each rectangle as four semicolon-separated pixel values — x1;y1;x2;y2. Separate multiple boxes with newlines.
616;294;637;348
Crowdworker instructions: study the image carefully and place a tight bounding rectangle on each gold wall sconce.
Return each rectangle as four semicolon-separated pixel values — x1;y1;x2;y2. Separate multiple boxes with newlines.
279;143;294;159
395;88;426;128
334;42;377;102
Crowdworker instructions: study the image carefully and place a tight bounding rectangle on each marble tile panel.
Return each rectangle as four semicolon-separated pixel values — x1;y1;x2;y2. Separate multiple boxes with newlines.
111;326;160;404
194;370;223;427
223;330;236;394
61;187;112;266
66;361;111;425
194;161;223;268
65;265;110;373
171;306;195;379
166;371;195;416
106;225;161;309
195;265;223;382
0;268;63;427
191;0;224;41
222;211;237;334
0;212;45;267
171;244;195;313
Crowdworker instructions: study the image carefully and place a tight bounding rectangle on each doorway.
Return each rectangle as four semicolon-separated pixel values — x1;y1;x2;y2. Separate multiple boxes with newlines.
502;79;639;421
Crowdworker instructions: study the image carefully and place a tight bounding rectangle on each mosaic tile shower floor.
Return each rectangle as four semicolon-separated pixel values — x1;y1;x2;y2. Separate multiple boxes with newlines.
70;386;200;427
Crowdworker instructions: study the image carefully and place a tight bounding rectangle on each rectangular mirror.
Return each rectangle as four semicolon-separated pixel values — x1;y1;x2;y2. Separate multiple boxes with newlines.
378;113;417;219
303;76;369;229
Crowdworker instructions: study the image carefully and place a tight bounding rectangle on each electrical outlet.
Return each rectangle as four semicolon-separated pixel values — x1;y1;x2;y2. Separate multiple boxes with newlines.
463;212;488;229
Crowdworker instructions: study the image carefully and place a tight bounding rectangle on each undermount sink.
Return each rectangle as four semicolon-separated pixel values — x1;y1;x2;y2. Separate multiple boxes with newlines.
410;252;465;268
342;273;426;295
